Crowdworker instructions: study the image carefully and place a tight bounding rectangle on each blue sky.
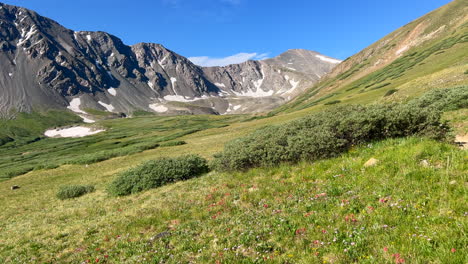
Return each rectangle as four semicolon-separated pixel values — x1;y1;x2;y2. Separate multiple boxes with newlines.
3;0;452;66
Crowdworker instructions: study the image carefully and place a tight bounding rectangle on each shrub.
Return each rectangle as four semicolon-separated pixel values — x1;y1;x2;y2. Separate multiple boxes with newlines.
56;185;95;200
324;100;341;105
384;89;398;97
108;155;209;196
160;140;186;147
407;86;468;111
211;93;456;172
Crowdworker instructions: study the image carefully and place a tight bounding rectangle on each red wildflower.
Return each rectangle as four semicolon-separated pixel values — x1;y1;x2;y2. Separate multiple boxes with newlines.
104;255;109;258
344;214;358;222
392;253;405;263
263;204;269;208
304;212;314;217
384;247;388;252
95;258;100;263
321;229;327;234
315;193;327;198
451;248;456;253
295;228;306;235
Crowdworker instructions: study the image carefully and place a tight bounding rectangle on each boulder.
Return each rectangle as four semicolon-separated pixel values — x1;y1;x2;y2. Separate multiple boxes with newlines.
364;158;379;167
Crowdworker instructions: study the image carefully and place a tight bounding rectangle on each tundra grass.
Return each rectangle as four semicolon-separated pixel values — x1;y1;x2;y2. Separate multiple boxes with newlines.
0;115;241;180
0;137;466;263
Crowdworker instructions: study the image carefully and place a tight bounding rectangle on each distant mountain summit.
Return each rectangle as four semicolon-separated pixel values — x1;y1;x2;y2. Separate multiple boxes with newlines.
0;2;340;119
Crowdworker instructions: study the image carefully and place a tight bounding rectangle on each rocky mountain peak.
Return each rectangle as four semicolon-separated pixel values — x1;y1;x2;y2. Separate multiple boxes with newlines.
0;2;341;118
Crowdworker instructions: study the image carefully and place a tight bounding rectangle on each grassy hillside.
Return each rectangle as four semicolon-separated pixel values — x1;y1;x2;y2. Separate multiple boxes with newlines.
0;110;82;146
0;86;466;263
0;1;466;263
0;114;242;180
272;0;467;114
0;137;466;263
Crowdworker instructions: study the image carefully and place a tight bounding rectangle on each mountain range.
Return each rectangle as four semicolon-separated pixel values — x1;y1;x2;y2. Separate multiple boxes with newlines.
0;2;340;120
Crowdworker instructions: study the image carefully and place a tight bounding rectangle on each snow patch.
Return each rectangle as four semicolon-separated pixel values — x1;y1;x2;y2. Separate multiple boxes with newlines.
225;103;244;114
170;77;177;88
215;83;226;88
164;95;196;102
45;126;104;138
315;55;342;64
86;35;92;41
396;45;409;55
108;88;117;96
252;66;265;90
158;55;169;68
286;67;296;71
147;81;155;91
285;79;300;94
98;101;115;112
17;26;37;46
8;73;13;77
284;75;290;81
67;98;86;114
78;115;95;123
149;104;168;113
233;89;274;98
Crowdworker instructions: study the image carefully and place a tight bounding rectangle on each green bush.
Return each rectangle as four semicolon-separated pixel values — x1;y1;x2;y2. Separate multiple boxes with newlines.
56;185;95;200
160;140;186;147
211;87;464;172
384;89;398;97
407;86;468;111
108;155;209;196
324;100;341;105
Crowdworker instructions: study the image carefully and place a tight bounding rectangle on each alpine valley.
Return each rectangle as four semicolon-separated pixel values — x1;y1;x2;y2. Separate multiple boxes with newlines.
0;0;467;263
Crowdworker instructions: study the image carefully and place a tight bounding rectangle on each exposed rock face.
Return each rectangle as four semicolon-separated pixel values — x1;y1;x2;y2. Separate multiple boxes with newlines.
0;2;341;118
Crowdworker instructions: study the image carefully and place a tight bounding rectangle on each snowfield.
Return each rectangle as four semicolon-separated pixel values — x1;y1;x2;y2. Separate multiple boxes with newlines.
44;126;105;138
315;55;342;64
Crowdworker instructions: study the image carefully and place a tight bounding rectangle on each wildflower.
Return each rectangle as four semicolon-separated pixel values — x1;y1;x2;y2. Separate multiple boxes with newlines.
379;197;390;203
304;211;314;217
95;258;99;263
263;204;269;208
104;255;109;259
321;229;327;234
295;228;306;235
315;193;327;198
392;253;405;263
451;248;456;253
384;247;388;252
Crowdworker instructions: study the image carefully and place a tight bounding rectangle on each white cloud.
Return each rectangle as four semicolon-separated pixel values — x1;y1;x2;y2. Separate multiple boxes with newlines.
189;52;269;67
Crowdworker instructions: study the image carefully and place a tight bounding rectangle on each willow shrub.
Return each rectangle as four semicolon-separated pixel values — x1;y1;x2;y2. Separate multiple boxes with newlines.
108;155;209;196
56;185;95;200
211;87;468;171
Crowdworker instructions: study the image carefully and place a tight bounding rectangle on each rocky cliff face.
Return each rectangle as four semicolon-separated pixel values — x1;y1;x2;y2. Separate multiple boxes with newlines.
0;2;340;120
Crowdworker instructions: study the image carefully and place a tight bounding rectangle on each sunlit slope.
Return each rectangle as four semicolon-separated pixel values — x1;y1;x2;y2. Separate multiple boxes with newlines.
275;0;467;113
